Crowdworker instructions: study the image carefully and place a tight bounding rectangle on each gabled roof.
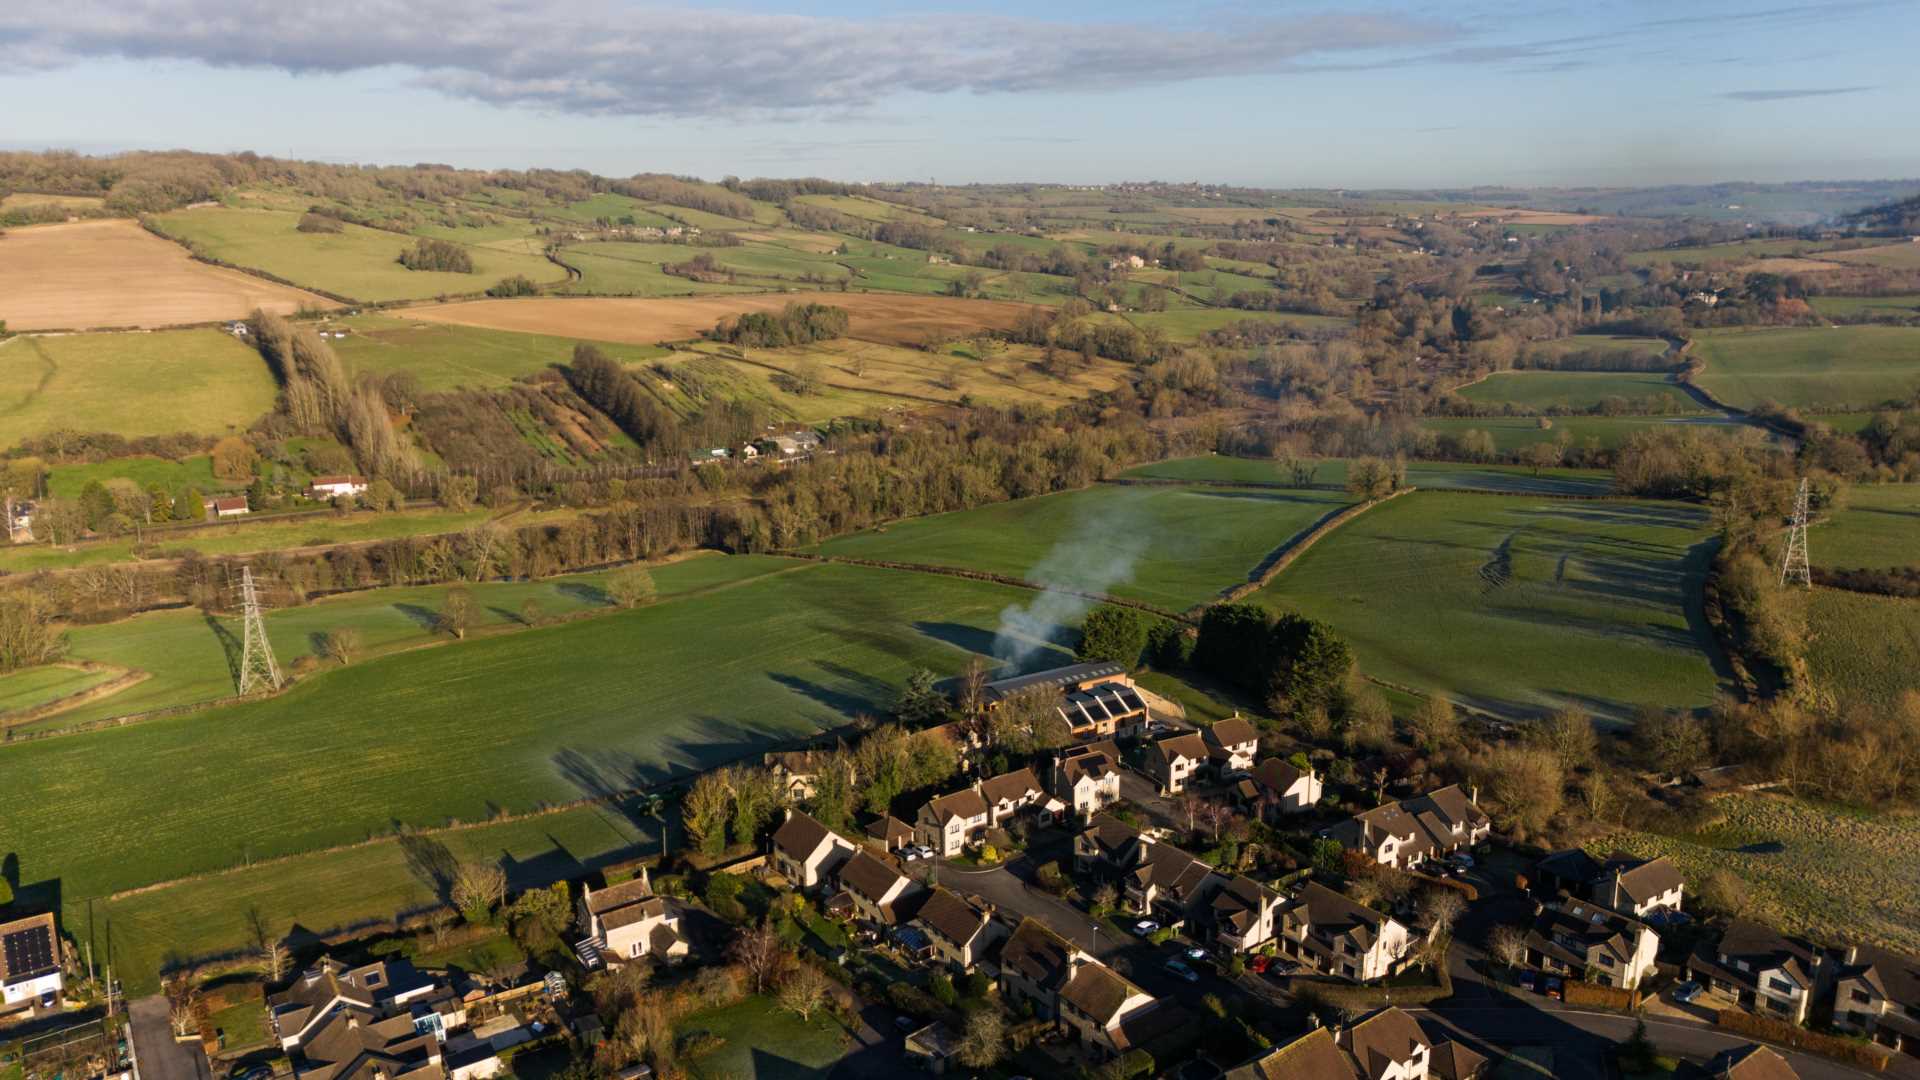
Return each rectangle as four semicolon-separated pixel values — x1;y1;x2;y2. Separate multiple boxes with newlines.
1131;842;1220;902
1211;875;1280;933
1717;920;1817;986
1150;730;1208;764
296;1010;443;1080
839;850;909;905
980;767;1044;806
924;787;990;824
1225;1027;1357;1080
867;815;914;847
1707;1044;1801;1080
1060;961;1150;1026
771;811;845;863
0;912;59;986
1284;883;1393;949
1061;743;1121;785
1000;917;1074;989
1206;716;1258;751
1429;1040;1488;1080
983;662;1126;701
585;876;657;916
915;888;991;949
1349;784;1487;858
1527;899;1649;971
600;897;669;932
1836;942;1920;1008
1604;854;1686;906
1343;1007;1430;1080
1059;683;1148;730
1079;814;1144;864
1253;757;1309;793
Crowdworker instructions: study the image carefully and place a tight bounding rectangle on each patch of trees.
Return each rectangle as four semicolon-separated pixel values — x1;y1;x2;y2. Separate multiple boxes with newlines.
396;237;474;273
562;345;676;449
249;311;413;479
662;252;734;283
610;174;754;219
296;210;344;234
872;220;941;250
1813;564;1920;598
1192;602;1353;716
0;592;64;673
485;274;538;297
727;177;861;202
707;303;849;348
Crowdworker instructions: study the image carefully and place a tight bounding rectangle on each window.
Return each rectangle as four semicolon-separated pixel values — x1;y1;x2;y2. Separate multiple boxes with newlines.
1769;978;1794;995
1600;955;1615;967
1852;989;1872;1004
631;941;642;958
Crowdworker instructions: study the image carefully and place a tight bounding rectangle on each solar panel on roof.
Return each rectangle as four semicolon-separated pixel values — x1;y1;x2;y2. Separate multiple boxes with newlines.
2;925;55;980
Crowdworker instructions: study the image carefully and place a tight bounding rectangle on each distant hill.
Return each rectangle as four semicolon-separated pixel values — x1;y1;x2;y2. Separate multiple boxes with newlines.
1841;193;1920;235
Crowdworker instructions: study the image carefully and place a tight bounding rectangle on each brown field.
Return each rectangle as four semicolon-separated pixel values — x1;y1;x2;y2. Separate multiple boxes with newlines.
1;193;106;211
0;219;333;330
1824;241;1920;270
396;292;1039;347
1744;256;1845;274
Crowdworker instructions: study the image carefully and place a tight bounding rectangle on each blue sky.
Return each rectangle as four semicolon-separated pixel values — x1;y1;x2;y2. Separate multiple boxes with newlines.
3;0;1915;187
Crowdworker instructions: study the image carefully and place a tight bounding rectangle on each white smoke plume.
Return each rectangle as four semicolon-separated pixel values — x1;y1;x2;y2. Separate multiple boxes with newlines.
991;499;1151;669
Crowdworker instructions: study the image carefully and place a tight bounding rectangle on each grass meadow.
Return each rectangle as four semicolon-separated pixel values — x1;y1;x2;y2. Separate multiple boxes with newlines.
1455;371;1702;413
1814;483;1920;569
1691;326;1920;411
680;996;852;1080
1119;455;1617;496
810;483;1356;611
1803;589;1920;716
1258;491;1726;719
0;665;119;714
0;559;1073;902
1810;294;1920;319
46;454;219;499
1825;242;1920;271
0;330;278;447
331;315;671;391
1417;415;1759;452
152;207;566;302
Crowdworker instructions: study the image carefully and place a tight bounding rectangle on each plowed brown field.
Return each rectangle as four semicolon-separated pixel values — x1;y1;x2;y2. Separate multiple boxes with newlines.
0;219;332;330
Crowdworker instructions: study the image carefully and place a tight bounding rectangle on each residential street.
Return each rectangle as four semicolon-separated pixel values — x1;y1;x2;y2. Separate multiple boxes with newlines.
128;995;213;1080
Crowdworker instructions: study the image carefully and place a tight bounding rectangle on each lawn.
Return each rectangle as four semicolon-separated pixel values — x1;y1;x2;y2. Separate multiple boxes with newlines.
1259;491;1727;719
1815;483;1920;569
1525;334;1671;362
46;454;219;499
330;315;670;392
1455;371;1703;413
1418;415;1759;452
1596;794;1920;956
1120;455;1617;496
679;996;851;1080
1803;588;1920;716
151;207;566;303
1690;326;1920;411
0;559;1075;901
0;330;278;448
810;482;1356;611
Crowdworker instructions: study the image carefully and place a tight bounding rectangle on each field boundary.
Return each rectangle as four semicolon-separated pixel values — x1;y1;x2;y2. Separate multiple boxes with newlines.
0;662;147;731
135;215;361;307
779;552;1188;622
1104;473;1623;501
1193;486;1413;615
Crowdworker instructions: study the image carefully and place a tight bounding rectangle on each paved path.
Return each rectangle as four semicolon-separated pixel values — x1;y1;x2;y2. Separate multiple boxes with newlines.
128;995;213;1080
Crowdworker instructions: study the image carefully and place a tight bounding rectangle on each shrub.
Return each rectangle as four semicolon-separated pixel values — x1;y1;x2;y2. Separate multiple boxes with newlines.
486;274;540;297
1146;619;1193;668
296;211;343;234
397;237;474;273
1078;604;1148;665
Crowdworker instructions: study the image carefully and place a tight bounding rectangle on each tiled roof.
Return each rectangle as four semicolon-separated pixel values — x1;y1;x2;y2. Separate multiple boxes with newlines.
1718;920;1817;986
772;811;839;862
867;815;914;846
1708;1044;1802;1080
1060;960;1148;1026
1079;814;1143;864
1837;942;1920;1008
1285;883;1391;949
980;767;1044;806
1343;1007;1430;1080
1206;716;1258;750
600;898;668;932
839;850;908;904
1000;918;1074;989
1152;731;1208;763
1132;842;1218;901
916;888;990;948
1253;757;1308;793
1430;1040;1488;1080
1608;855;1686;905
925;787;989;823
1225;1027;1357;1080
586;877;657;916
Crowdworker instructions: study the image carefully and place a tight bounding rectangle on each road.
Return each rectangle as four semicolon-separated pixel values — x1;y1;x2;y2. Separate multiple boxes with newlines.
128;995;213;1080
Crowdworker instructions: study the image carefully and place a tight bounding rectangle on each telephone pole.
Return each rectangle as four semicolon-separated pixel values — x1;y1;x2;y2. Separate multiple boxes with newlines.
1780;477;1811;588
236;565;283;694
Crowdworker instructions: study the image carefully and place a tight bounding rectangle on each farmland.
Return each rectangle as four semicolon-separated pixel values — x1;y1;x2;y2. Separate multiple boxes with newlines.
150;207;567;303
329;315;671;391
0;558;1073;901
46;455;218;499
1597;795;1920;956
1624;238;1839;268
1823;241;1920;270
397;292;1039;348
1418;415;1758;452
0;329;279;448
702;337;1134;412
811;482;1355;611
1815;483;1920;569
1803;589;1920;716
1258;491;1726;719
1810;293;1920;319
1454;371;1703;413
0;665;119;714
1119;455;1617;496
1690;325;1920;411
557;242;774;296
0;219;329;330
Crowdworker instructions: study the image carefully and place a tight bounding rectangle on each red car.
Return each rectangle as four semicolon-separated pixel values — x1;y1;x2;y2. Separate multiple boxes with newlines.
1250;954;1271;975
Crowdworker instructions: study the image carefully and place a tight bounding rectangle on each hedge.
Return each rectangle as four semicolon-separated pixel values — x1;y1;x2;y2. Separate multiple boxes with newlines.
1713;1009;1891;1070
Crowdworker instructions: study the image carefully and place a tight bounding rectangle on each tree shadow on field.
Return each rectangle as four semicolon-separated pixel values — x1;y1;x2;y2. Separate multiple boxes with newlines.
555;582;610;607
393;603;440;631
398;832;458;904
204;612;243;688
771;672;880;717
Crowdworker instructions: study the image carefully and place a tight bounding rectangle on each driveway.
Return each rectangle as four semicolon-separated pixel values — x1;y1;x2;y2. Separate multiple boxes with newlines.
128;995;213;1080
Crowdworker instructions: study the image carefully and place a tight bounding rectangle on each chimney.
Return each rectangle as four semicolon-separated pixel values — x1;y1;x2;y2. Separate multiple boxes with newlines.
1846;944;1858;965
347;1014;359;1030
1470;784;1479;806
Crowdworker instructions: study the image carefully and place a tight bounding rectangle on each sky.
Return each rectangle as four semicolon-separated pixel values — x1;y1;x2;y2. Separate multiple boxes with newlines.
3;0;1917;188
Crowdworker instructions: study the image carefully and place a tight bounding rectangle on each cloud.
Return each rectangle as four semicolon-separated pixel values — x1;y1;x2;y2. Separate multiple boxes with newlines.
0;1;1461;118
1720;86;1877;101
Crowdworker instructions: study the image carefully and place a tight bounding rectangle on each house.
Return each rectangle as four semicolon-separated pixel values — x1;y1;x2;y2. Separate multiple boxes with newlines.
903;1021;961;1074
762;431;823;459
998;918;1158;1060
764;750;834;801
1827;943;1920;1055
836;849;922;926
1224;1026;1357;1080
308;475;369;500
292;1008;445;1080
5;497;34;543
1051;742;1123;822
1249;756;1323;816
981;662;1150;741
577;872;687;966
269;957;436;1049
1227;1015;1485;1080
691;447;731;464
1328;785;1491;869
1124;842;1225;928
915;787;992;857
866;815;915;854
1703;1044;1802;1080
913;888;1004;971
1203;715;1259;775
1534;850;1685;917
1210;875;1284;954
0;912;62;1015
1106;254;1146;270
770;809;856;891
1143;731;1209;795
738;443;760;461
210;495;250;518
1340;1007;1432;1080
1276;882;1415;983
978;767;1060;828
1687;920;1822;1024
1524;898;1659;990
1074;813;1145;874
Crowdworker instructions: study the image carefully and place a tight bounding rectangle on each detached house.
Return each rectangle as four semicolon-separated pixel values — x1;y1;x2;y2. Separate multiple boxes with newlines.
1328;785;1490;869
269;958;436;1050
308;475;369;500
913;888;1005;972
1525;898;1659;990
1075;814;1144;874
770;809;856;891
1052;742;1123;822
1534;850;1685;918
1210;875;1284;954
210;495;251;519
1227;1013;1484;1080
836;849;922;926
915;787;991;857
1249;757;1323;817
764;750;836;801
0;912;63;1015
1687;920;1822;1024
1144;731;1209;795
999;918;1159;1061
1704;1044;1803;1080
1828;943;1920;1055
1203;716;1259;775
1276;882;1414;983
1074;814;1225;927
577;872;687;967
1225;1027;1357;1080
978;767;1059;827
292;1008;444;1080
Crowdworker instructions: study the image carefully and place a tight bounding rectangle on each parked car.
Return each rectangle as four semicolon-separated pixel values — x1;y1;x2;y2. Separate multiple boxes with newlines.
1183;946;1207;962
1134;919;1161;936
1672;980;1703;1004
1250;954;1270;974
893;1015;918;1033
1163;960;1200;983
902;847;926;862
1544;975;1564;1000
1264;959;1296;978
1518;970;1538;993
1445;852;1475;869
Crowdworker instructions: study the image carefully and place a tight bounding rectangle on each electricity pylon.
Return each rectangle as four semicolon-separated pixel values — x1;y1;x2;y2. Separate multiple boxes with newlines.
1780;478;1811;588
235;565;283;695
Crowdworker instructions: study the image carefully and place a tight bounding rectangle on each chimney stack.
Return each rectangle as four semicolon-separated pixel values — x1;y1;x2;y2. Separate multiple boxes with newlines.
1846;944;1859;964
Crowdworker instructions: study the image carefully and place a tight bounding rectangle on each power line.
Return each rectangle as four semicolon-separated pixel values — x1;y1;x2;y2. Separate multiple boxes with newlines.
1780;477;1811;588
236;565;283;695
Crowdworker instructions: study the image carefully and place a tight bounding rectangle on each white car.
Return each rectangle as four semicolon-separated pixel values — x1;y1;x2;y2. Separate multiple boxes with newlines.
1133;919;1161;936
901;847;925;862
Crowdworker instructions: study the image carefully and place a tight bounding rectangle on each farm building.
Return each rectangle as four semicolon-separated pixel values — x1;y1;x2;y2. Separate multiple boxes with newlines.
209;495;250;518
0;912;63;1015
308;474;370;499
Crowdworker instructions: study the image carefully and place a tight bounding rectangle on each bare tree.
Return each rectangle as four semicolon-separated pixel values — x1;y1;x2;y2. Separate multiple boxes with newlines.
439;586;473;640
1419;889;1466;942
1488;924;1527;970
324;628;363;666
163;976;201;1038
731;921;789;993
451;861;507;920
957;1006;1005;1069
776;962;831;1021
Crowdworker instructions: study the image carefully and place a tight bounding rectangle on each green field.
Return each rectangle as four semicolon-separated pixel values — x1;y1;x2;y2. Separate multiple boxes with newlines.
151;207;566;302
1827;242;1920;271
0;558;1073;902
47;454;219;499
1525;334;1671;362
810;483;1355;611
680;995;852;1080
1811;294;1920;319
1804;588;1920;716
1418;415;1759;452
1624;238;1832;268
0;665;119;715
1691;326;1920;411
1259;491;1726;719
0;330;277;448
1816;483;1920;569
331;316;670;391
1456;371;1702;413
1120;455;1617;496
559;243;769;296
